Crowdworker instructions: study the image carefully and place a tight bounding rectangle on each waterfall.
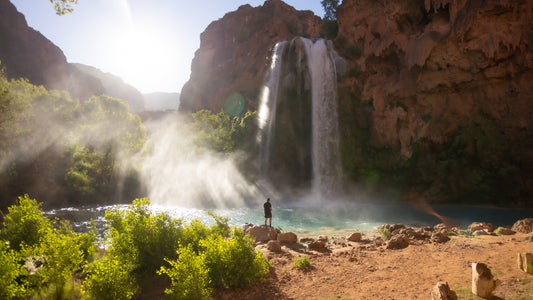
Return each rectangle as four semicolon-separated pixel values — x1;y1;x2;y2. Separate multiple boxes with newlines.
302;39;342;198
257;41;286;176
257;37;342;199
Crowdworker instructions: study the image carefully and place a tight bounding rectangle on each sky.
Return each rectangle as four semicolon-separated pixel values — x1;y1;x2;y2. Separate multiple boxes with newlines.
10;0;325;94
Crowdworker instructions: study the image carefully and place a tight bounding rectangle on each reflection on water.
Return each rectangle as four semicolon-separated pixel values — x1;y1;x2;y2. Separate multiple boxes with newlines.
45;201;533;240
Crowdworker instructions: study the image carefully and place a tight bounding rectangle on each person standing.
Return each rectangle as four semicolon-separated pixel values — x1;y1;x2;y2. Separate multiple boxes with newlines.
264;198;272;227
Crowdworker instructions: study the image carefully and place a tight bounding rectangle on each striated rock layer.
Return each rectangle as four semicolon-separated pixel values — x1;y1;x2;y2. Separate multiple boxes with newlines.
179;0;322;113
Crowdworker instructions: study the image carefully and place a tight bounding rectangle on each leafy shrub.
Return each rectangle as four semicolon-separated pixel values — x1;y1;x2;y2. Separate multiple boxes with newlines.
0;242;28;299
104;198;184;278
35;221;87;299
158;245;212;300
201;229;270;289
0;194;51;251
293;256;311;270
82;254;137;300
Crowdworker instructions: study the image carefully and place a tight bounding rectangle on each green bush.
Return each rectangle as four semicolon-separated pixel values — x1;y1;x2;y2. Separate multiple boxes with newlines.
0;194;51;251
104;198;184;278
293;256;311;270
201;229;270;289
35;221;87;299
158;245;212;300
0;242;28;299
82;254;137;300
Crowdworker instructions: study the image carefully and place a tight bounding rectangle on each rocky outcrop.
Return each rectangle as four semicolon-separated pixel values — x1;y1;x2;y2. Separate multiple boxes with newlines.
179;0;321;113
335;0;533;205
0;0;104;100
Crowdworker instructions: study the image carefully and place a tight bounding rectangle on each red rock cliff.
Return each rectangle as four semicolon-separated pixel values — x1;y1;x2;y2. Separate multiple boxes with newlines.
179;0;322;113
336;0;533;158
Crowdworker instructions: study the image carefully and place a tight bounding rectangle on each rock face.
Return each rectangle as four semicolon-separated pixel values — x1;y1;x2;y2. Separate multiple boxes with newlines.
335;0;533;204
0;0;104;100
181;0;532;205
179;0;321;113
0;0;146;112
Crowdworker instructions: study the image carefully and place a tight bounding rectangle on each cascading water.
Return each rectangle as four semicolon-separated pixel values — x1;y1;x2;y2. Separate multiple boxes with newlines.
302;38;342;199
257;37;343;199
257;41;286;176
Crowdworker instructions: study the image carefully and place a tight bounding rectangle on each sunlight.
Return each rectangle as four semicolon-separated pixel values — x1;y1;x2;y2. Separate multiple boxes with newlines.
104;0;184;93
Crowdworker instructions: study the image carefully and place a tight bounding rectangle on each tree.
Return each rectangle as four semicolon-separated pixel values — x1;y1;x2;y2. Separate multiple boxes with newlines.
50;0;78;15
321;0;339;21
320;0;339;39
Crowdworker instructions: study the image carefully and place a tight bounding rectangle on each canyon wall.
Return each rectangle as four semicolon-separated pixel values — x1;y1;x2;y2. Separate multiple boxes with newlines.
179;0;322;113
0;0;144;111
182;0;533;205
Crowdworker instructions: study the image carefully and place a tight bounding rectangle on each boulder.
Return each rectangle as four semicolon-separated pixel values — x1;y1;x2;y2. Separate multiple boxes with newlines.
527;233;533;242
517;253;533;274
386;234;410;250
431;232;450;244
347;232;362;242
267;240;282;252
244;225;279;243
472;263;496;298
278;232;298;244
431;282;458;300
308;240;328;252
469;222;496;233
512;218;533;233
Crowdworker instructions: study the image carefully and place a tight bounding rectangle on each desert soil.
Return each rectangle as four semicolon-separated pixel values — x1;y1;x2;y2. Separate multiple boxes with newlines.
213;232;533;300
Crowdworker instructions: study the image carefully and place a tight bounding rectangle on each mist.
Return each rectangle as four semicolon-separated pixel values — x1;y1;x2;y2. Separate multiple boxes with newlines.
137;113;265;209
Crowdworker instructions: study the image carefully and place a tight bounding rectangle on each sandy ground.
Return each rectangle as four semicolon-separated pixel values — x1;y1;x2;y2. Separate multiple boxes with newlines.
212;232;533;300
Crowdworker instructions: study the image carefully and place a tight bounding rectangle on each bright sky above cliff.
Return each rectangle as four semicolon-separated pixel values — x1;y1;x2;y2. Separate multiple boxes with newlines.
10;0;324;94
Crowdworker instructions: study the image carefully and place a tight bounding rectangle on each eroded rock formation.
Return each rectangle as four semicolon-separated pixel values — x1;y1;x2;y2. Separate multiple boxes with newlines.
179;0;322;113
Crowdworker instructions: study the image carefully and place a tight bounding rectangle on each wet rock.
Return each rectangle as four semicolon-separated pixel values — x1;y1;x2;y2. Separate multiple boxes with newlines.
512;218;533;233
386;234;410;250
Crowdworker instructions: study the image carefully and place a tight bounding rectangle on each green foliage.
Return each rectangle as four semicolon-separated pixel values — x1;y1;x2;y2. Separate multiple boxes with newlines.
378;227;392;240
0;65;147;205
191;109;257;153
292;256;311;270
82;253;137;300
158;245;212;300
321;0;339;21
1;194;51;251
104;198;184;278
0;242;28;299
34;220;87;299
50;0;78;15
201;229;270;289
